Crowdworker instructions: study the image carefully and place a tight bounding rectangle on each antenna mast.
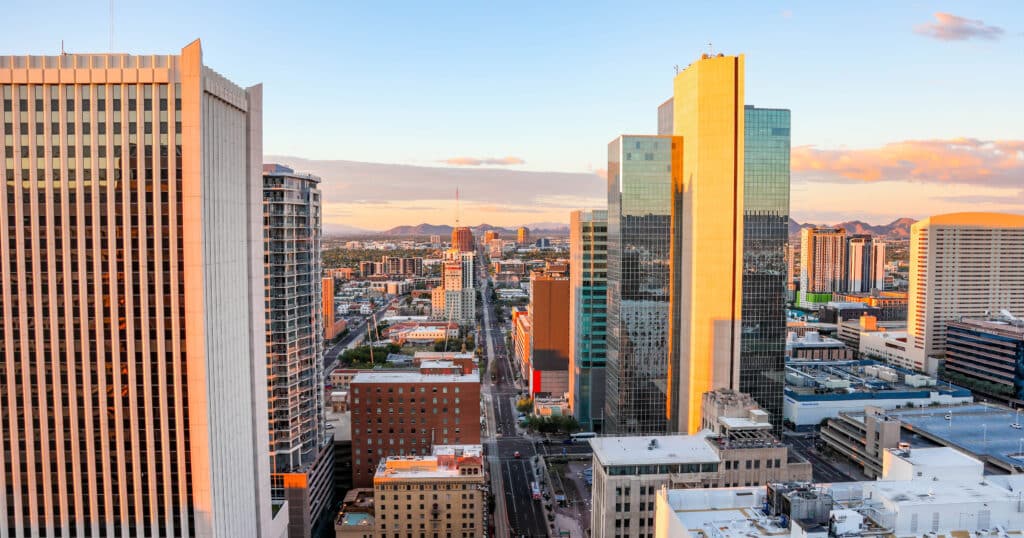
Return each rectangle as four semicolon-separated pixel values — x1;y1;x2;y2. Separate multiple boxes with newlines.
455;187;461;227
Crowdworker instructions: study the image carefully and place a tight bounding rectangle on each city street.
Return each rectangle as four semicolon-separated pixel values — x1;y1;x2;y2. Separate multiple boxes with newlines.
480;265;550;538
323;300;394;373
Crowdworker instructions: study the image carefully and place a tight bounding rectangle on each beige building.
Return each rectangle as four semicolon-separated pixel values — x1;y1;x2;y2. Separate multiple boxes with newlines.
909;212;1024;362
820;406;901;478
373;446;485;538
0;43;286;536
699;389;763;433
590;428;810;538
798;226;848;308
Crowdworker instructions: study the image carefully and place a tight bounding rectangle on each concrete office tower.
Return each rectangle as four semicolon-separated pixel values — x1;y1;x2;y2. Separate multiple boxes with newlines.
605;135;678;434
737;106;791;433
517;226;530;245
529;268;571;398
262;165;334;537
908;213;1024;360
432;250;476;326
0;42;282;536
569;209;608;431
847;235;886;293
668;54;746;435
798;227;847;308
451;226;474;252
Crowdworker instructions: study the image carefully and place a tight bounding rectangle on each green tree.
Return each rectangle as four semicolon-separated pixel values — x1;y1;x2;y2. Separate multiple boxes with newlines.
516;397;534;413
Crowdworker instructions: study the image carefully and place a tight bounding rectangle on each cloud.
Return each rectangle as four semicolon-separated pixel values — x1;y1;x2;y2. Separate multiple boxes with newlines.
930;190;1024;205
791;138;1024;187
914;12;1004;41
442;156;525;166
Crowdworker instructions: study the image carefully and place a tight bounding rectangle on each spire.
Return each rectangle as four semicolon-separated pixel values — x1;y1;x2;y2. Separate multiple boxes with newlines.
455;186;461;227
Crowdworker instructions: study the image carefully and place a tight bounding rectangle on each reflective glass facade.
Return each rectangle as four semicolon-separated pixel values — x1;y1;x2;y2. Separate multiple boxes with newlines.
605;135;678;435
569;209;608;431
739;106;791;434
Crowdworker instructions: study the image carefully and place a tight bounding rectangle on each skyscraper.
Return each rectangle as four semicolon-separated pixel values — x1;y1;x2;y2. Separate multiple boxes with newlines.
517;226;530;245
569;209;608;431
0;42;280;536
605;135;678;434
846;234;886;292
667;53;746;435
908;213;1024;360
432;250;476;325
737;106;791;433
451;226;474;252
798;227;847;308
262;164;334;537
529;267;571;398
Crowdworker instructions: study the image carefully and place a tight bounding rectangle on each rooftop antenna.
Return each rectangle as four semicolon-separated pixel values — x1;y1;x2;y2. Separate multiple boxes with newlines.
109;0;115;52
455;186;461;227
61;40;66;56
706;41;715;56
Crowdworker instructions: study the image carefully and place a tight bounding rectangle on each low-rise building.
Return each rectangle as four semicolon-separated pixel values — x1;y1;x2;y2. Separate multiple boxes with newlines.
832;290;908;321
334;489;375;538
350;365;481;487
783;360;972;429
785;331;854;360
819;406;902;478
373;445;485;538
858;329;922;372
834;315;905;351
591;428;810;538
656;447;1024;538
944;316;1024;400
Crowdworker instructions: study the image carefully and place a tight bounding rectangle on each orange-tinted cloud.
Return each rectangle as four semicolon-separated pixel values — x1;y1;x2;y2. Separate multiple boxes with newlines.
914;12;1004;41
443;156;525;166
792;138;1024;186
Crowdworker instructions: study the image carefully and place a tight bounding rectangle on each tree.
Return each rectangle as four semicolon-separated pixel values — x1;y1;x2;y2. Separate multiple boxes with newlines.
516;397;534;413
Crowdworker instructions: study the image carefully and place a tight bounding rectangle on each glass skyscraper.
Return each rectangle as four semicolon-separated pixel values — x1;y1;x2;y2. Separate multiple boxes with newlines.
605;135;679;435
739;106;791;434
569;209;608;432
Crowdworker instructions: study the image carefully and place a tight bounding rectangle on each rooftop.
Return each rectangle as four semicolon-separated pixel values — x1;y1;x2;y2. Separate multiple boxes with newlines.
338;512;373;528
891;403;1024;471
785;359;970;399
662;488;790;538
590;433;720;466
885;446;981;470
351;369;479;384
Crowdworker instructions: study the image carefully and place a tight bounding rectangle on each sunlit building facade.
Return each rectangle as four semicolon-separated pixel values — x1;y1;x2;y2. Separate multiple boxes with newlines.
605;135;677;434
909;213;1024;359
0;42;281;536
737;106;790;433
847;234;886;293
569;209;608;431
451;226;474;252
798;227;847;308
668;54;746;434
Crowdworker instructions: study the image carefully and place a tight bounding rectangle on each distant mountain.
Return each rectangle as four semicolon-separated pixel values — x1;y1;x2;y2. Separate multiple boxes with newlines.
788;217;916;239
379;222;568;237
324;223;371;236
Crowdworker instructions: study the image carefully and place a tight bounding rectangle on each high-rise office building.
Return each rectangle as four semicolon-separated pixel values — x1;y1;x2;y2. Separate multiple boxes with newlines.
737;106;791;433
451;226;474;252
528;268;571;398
846;234;886;293
786;243;799;301
798;227;847;308
483;230;500;243
908;213;1024;360
0;42;282;536
668;54;746;435
262;164;334;537
431;250;475;325
517;226;530;245
569;209;608;431
605;135;677;434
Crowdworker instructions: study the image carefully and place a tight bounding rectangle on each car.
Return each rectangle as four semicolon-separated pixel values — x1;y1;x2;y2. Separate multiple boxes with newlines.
944;414;952;420
513;451;521;459
1013;423;1022;430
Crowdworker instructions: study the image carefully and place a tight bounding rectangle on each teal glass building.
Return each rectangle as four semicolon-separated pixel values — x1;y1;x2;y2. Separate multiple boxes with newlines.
570;209;608;432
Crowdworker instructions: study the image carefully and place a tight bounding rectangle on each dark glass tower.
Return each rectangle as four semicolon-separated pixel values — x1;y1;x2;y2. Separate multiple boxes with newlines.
739;106;791;434
605;135;678;434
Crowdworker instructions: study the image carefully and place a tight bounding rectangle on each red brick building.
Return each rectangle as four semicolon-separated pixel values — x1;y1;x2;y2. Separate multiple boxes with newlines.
350;366;481;487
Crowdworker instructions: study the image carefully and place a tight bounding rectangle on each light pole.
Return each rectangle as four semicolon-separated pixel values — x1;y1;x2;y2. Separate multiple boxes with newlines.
983;424;988;447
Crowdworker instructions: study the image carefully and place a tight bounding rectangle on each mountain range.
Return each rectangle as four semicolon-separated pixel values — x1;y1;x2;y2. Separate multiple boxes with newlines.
378;222;569;237
788;217;916;238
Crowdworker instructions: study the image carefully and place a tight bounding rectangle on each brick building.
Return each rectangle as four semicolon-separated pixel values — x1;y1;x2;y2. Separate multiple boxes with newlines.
350;365;481;487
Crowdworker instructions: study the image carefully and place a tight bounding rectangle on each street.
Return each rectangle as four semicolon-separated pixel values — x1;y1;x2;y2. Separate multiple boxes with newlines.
323;300;394;373
785;433;860;483
479;264;551;538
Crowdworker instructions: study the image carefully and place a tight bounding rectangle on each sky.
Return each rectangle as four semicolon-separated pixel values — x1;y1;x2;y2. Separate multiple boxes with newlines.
4;1;1022;230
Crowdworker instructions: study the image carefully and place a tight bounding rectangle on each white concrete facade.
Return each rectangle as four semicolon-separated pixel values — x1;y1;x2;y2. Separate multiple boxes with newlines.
0;42;279;537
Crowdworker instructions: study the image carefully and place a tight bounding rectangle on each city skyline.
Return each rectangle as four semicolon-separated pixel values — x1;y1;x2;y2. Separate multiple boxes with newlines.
3;2;1021;229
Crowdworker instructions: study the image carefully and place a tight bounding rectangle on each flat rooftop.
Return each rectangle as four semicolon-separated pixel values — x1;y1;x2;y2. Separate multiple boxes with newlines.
351;369;479;384
663;488;789;538
719;416;772;430
590;433;720;466
785;359;971;399
893;404;1024;470
886;446;980;469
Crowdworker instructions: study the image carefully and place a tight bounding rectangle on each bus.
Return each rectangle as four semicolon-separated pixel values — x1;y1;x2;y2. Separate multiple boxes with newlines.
570;432;597;442
531;482;542;501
